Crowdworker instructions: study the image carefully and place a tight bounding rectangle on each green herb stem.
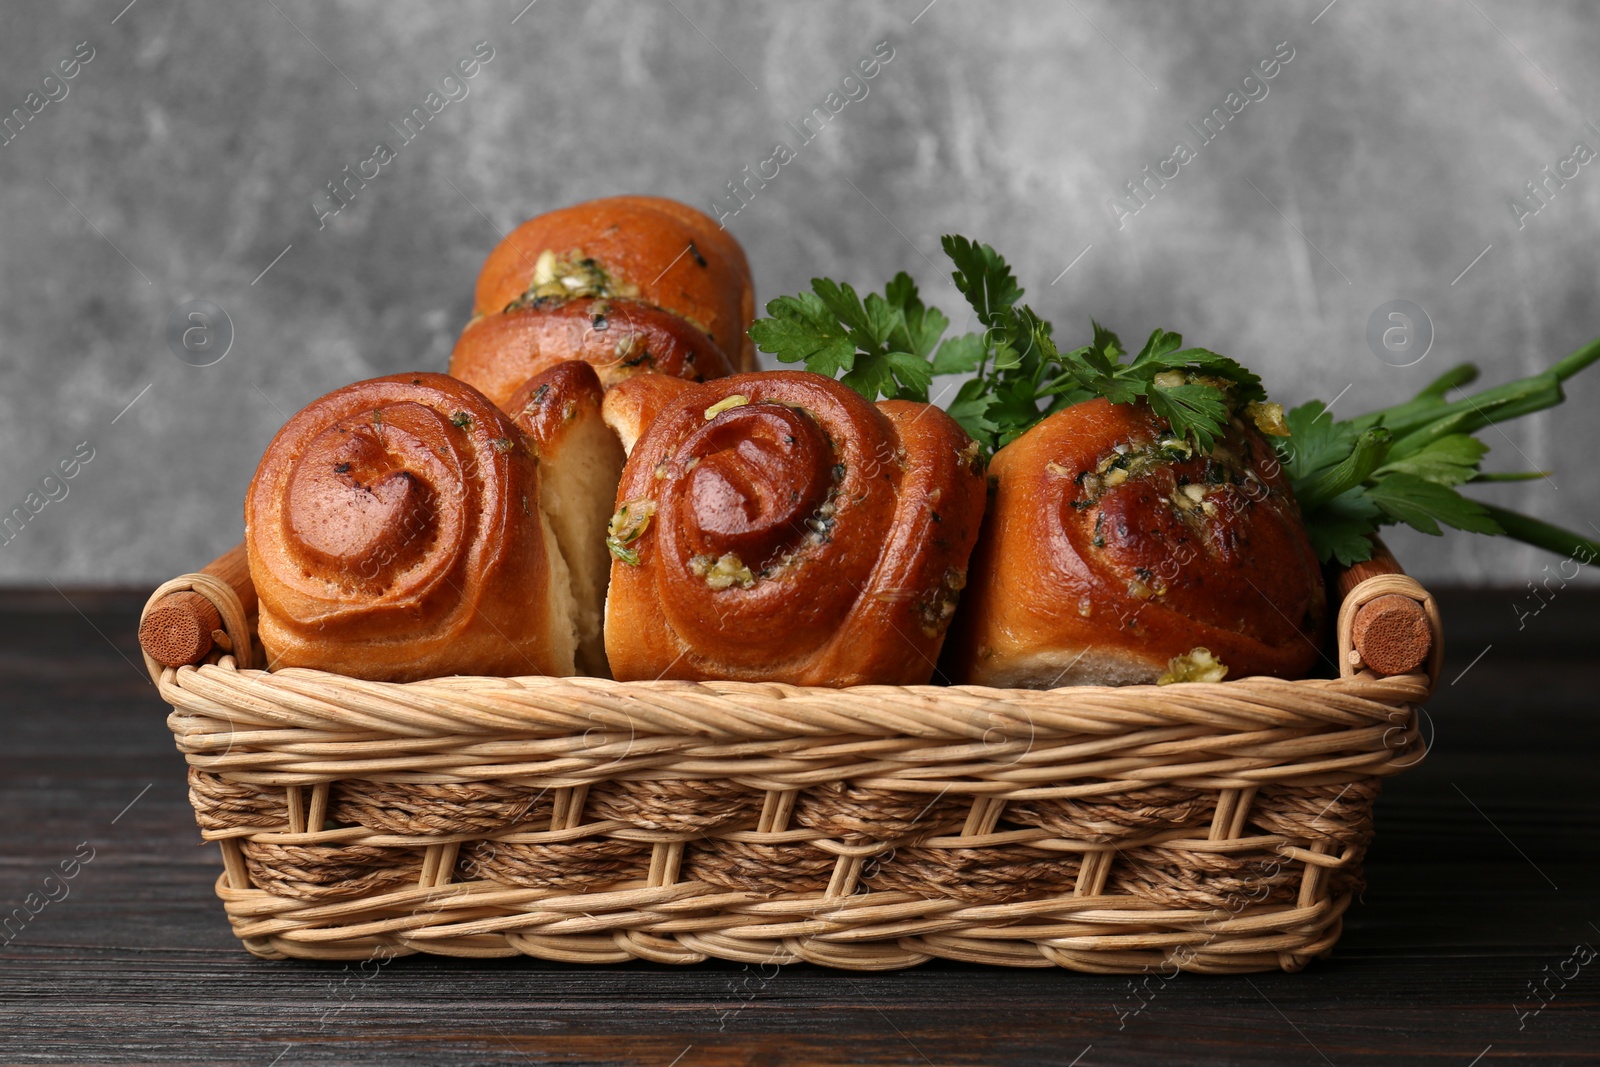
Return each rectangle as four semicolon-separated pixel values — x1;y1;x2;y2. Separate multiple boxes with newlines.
1470;471;1552;483
1478;503;1600;561
1415;362;1481;400
1353;348;1588;446
1373;373;1564;453
1552;334;1600;382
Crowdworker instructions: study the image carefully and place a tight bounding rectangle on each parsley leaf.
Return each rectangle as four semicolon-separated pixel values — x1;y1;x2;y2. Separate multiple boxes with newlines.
839;355;895;404
1372;433;1487;487
882;349;936;401
748;292;856;378
1280;400;1358;483
931;332;986;375
943;234;1022;331
1307;487;1384;567
1295;427;1393;512
751;273;959;405
944;376;999;444
1145;381;1233;451
1364;473;1503;537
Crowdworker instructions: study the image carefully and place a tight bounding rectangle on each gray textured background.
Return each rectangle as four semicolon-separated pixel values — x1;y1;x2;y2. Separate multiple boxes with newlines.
2;0;1597;589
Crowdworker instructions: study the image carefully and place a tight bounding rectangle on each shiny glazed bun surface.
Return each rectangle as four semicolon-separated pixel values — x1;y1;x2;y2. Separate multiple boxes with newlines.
246;372;575;681
950;398;1325;688
451;196;755;403
452;297;735;409
604;371;986;687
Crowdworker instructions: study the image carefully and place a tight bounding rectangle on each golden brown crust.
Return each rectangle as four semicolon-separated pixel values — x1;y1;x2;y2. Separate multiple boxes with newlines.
949;398;1325;687
245;372;574;681
450;298;736;409
600;374;698;456
603;371;987;686
505;359;608;450
469;195;756;369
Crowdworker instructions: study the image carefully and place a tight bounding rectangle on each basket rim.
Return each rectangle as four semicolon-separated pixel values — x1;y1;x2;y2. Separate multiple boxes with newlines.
162;654;1435;703
145;560;1440;757
155;654;1433;796
141;568;1441;694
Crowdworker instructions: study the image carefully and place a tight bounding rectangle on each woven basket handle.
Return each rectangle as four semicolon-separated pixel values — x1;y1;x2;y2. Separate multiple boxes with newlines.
138;541;256;680
1333;537;1442;685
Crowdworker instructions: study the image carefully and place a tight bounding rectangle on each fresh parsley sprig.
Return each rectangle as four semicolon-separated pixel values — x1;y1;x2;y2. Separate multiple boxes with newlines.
747;271;974;405
751;235;1267;454
746;236;1600;569
939;235;1268;451
1280;337;1600;565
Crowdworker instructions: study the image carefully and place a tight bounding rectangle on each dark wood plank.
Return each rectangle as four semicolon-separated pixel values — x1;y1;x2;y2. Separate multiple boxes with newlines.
1;588;1596;1065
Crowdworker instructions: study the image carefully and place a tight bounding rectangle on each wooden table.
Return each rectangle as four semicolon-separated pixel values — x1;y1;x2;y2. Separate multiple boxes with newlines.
2;588;1596;1065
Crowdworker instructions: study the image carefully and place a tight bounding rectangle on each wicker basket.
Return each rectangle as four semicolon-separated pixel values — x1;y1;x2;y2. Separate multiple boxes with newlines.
140;550;1440;973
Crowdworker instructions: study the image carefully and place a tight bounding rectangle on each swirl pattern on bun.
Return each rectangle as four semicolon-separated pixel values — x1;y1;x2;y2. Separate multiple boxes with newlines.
246;373;576;681
604;370;986;687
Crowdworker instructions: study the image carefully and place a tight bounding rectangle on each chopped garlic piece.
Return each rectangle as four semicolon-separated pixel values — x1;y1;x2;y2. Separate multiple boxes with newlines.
699;552;755;590
1174;483;1214;512
532;249;558;287
1157;647;1228;685
704;394;750;420
1158;436;1193;458
1246;400;1290;437
515;249;640;308
606;499;656;565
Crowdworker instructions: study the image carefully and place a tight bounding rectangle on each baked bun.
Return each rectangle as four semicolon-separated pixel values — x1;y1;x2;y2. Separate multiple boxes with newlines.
450;195;756;408
599;373;696;456
949;398;1325;688
505;361;625;677
452;298;735;409
246;373;576;681
603;370;987;686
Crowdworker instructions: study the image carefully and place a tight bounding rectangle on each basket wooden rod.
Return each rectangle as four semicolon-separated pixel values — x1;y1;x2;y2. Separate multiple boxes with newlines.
138;542;255;668
1335;539;1432;676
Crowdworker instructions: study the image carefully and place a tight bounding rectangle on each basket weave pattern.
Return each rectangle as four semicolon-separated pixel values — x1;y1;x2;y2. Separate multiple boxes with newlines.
146;570;1438;973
